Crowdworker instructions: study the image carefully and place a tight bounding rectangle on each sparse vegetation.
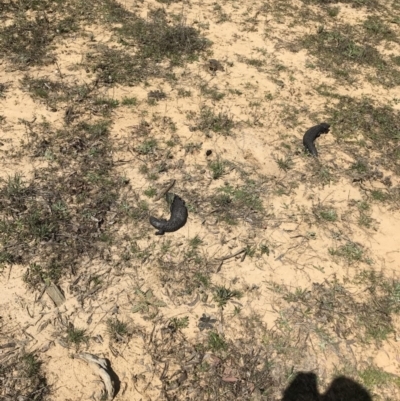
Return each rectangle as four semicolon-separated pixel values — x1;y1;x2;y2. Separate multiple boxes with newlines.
0;352;49;400
197;106;235;136
0;120;125;280
213;285;242;308
317;206;338;222
131;288;167;319
276;156;294;171
300;22;400;86
66;326;89;349
329;241;365;264
1;0;400;399
107;318;130;342
211;181;264;225
208;159;226;179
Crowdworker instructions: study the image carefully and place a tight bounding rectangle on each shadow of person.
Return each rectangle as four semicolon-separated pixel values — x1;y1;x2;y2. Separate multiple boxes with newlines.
282;372;372;401
282;372;320;401
324;376;371;401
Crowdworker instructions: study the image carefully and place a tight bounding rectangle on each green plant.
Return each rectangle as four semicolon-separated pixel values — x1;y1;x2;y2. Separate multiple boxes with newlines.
329;242;364;264
208;159;226;179
189;235;203;249
107;318;129;341
197;106;234;136
21;353;42;378
207;331;227;351
260;244;270;256
213;286;242;308
168;316;189;331
200;84;225;101
318;207;337;222
371;190;388;201
122;96;137;105
137;139;157;154
359;366;400;389
66;326;89;348
144;187;157;197
276;156;293;171
131;288;167;318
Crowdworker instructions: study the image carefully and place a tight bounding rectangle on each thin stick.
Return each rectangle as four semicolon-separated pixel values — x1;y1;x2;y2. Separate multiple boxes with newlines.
154;179;176;201
215;247;246;261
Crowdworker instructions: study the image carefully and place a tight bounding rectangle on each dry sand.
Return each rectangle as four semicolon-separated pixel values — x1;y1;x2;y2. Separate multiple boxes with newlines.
1;0;400;400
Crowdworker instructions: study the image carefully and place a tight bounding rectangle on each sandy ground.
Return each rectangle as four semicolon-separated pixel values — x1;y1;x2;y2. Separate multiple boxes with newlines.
1;0;400;400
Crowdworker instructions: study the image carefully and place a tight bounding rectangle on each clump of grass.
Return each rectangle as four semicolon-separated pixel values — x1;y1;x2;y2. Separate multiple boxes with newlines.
66;326;89;349
301;0;380;9
238;56;265;69
85;3;211;83
21;75;66;107
280;271;400;349
188;235;203;249
144;187;157;198
0;12;76;66
157;240;214;298
317;206;338;222
145;305;277;400
358;213;373;228
329;241;364;264
93;97;119;115
131;288;167;319
213;286;242;308
326;96;400;173
147;90;166;105
245;244;256;258
200;84;225;101
276;156;293;171
260;244;270;256
23;263;61;289
351;160;369;175
197;106;235;136
211;182;264;225
194;272;211;288
21;353;42;378
184;142;202;154
107;318;130;342
120;198;149;222
177;88;191;97
88;46;156;85
356;202;373;228
326;6;340;17
115;10;210;65
317;166;334;185
137;138;157;155
371;189;388;202
0;351;49;401
363;16;397;43
121;96;137;106
0;173;34;211
168;316;189;332
208;159;226;179
359;366;400;389
0;82;8;98
207;331;227;351
0;119;126;283
300;24;398;84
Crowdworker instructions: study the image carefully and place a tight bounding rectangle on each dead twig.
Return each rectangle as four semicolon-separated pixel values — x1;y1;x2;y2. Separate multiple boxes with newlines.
215;247;246;261
154;179;176;201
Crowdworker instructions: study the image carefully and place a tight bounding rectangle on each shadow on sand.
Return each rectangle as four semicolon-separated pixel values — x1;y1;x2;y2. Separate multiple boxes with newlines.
282;372;372;401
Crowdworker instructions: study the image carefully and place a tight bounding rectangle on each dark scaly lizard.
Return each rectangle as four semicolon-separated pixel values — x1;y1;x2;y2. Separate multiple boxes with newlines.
303;123;330;157
149;193;188;235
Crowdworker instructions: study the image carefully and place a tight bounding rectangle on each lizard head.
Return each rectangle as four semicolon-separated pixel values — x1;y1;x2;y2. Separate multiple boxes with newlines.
320;122;330;133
